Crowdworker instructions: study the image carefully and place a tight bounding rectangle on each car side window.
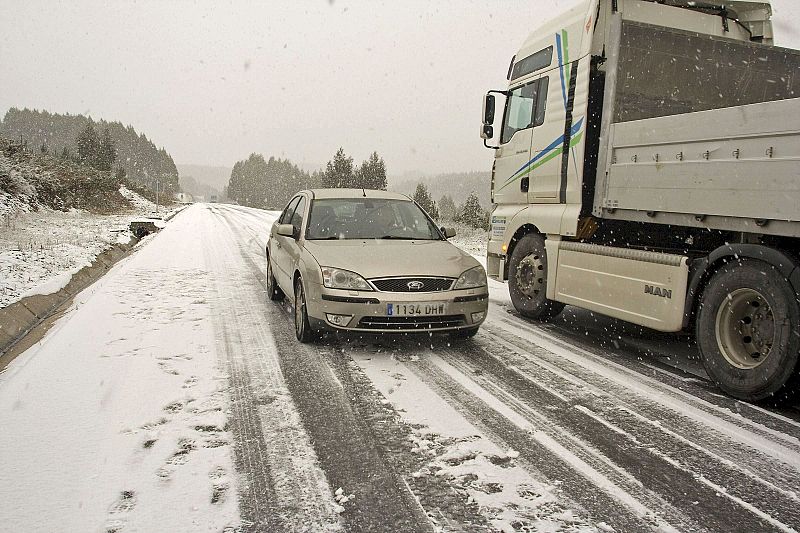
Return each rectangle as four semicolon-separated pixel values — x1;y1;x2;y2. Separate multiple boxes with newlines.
501;76;548;144
290;196;306;234
279;197;300;224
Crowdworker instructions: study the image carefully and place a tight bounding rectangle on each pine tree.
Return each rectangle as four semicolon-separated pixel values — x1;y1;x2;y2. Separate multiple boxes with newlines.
76;121;100;167
355;151;387;190
456;191;488;229
438;194;457;221
413;182;439;220
99;128;117;171
322;148;355;188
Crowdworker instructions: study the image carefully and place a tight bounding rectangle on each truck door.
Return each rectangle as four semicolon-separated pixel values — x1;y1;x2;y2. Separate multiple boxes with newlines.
493;76;552;206
528;74;562;201
492;80;540;206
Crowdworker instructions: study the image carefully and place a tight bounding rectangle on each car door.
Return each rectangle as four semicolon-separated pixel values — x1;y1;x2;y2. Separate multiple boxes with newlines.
492;79;539;206
283;195;307;289
271;196;300;291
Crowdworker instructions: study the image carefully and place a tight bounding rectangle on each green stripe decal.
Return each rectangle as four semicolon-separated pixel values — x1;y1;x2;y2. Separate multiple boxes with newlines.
497;131;583;192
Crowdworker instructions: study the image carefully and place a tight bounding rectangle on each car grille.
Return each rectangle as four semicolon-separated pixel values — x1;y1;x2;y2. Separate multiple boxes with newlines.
358;315;466;330
370;277;454;292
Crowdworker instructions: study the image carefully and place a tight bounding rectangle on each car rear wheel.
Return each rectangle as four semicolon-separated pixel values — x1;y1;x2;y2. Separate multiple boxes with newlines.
508;234;565;320
696;259;800;402
294;277;317;343
266;255;284;302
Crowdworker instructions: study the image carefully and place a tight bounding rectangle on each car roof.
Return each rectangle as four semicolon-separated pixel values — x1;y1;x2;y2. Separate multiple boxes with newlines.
305;188;411;201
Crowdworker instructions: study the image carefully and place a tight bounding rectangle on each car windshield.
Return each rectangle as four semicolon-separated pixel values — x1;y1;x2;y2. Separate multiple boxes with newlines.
306;198;442;240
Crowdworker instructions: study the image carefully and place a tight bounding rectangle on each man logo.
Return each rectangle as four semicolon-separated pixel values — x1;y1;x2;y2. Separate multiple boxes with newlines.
645;285;672;299
407;281;425;291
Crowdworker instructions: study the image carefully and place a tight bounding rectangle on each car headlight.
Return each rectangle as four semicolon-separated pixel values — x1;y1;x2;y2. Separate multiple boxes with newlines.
321;267;373;291
453;266;487;290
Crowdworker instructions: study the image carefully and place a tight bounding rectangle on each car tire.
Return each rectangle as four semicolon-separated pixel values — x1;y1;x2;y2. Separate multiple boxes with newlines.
508;234;565;320
294;277;317;343
266;254;284;302
696;259;800;402
450;327;479;340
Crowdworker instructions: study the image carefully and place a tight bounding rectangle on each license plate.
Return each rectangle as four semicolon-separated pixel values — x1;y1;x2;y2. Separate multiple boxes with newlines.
387;303;446;316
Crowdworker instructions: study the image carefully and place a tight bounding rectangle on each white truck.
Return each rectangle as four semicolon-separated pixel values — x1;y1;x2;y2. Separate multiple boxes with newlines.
480;0;799;401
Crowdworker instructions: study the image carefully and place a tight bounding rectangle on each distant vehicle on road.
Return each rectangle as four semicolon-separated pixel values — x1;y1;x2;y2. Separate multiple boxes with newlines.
265;189;489;342
210;195;218;203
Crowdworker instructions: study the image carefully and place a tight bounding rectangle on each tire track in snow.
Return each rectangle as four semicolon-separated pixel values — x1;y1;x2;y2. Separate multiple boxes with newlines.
466;322;800;531
434;337;800;532
203;205;343;532
484;318;800;463
404;349;667;532
499;306;800;434
211;204;436;533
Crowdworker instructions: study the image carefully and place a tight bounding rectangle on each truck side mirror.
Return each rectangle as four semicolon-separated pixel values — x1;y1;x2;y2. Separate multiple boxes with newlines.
481;124;494;139
482;94;496;125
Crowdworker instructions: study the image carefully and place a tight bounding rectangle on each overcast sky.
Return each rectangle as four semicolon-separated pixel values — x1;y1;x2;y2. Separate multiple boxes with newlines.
1;0;798;175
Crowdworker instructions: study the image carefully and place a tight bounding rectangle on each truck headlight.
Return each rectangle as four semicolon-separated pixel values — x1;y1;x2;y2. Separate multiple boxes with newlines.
453;266;487;290
321;267;373;291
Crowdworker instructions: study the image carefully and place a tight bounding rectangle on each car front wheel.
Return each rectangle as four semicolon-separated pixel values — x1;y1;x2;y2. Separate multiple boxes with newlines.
294;277;317;343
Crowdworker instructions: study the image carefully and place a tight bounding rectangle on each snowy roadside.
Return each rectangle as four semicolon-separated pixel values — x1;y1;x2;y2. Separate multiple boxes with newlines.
0;186;180;308
447;223;488;259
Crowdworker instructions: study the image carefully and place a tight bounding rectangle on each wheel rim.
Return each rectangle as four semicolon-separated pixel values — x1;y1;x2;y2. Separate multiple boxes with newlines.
295;282;304;337
515;252;545;299
715;288;775;369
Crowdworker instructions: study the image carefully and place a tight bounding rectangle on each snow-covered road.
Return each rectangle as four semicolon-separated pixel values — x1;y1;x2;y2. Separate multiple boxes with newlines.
2;203;799;533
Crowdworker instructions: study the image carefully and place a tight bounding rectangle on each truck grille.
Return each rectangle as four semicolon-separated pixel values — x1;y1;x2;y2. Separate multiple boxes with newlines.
370;277;454;292
358;315;466;330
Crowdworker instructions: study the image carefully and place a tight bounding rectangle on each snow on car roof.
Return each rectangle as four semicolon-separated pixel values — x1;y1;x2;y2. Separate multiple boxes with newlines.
306;188;411;201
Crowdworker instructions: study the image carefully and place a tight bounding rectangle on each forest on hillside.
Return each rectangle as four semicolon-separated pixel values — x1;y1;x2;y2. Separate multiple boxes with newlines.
390;171;490;208
0;108;178;195
227;148;386;210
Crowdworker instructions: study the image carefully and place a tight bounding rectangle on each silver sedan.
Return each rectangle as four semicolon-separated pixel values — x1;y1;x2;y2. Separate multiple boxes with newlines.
265;188;489;342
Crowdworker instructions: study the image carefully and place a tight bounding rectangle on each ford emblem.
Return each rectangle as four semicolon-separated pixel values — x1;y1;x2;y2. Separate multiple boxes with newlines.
407;281;425;291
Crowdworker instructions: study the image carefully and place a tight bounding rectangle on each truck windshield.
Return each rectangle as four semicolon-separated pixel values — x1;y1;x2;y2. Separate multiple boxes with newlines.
306;198;443;240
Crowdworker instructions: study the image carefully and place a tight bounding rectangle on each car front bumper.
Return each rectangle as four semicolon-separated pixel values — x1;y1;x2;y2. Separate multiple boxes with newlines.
304;282;488;334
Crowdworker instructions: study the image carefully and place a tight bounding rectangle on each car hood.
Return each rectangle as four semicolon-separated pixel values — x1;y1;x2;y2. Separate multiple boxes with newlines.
304;239;480;279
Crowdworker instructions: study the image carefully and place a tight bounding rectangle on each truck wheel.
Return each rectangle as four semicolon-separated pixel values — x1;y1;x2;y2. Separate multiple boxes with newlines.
508;234;565;320
266;255;284;302
696;260;800;402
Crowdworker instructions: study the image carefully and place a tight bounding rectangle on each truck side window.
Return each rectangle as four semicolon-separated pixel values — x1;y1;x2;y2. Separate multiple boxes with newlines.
533;77;549;127
501;77;548;144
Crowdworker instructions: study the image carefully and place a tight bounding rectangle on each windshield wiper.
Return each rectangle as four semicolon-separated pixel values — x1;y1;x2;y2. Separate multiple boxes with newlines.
310;235;342;240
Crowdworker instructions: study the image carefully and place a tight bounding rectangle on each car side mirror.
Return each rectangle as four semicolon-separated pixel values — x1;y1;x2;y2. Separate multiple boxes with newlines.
442;227;456;239
276;223;294;237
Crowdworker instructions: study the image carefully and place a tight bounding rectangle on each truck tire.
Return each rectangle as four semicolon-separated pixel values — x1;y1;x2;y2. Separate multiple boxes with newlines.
696;259;800;402
508;234;565;320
